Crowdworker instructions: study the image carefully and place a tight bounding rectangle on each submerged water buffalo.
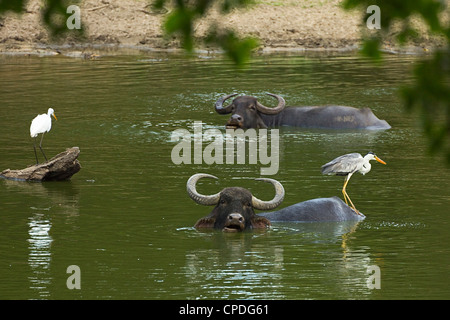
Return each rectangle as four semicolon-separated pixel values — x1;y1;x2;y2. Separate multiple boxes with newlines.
187;173;284;232
259;196;365;222
215;93;391;130
187;174;364;232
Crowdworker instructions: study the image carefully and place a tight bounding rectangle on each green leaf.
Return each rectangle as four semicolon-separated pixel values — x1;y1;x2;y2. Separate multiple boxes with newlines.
360;37;382;61
221;0;255;13
0;0;27;13
206;29;259;66
164;8;195;51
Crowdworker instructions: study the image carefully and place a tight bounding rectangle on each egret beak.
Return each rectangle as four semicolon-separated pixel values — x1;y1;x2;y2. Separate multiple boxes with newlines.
375;156;386;165
52;114;58;121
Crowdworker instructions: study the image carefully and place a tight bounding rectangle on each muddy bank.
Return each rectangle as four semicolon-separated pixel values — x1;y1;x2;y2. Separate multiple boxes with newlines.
0;0;447;56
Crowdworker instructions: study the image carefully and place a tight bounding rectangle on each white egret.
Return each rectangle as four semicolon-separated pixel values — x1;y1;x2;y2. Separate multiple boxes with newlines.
30;108;57;164
321;152;386;214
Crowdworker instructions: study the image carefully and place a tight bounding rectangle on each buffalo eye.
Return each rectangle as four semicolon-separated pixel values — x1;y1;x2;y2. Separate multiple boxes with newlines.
220;199;226;205
249;105;256;111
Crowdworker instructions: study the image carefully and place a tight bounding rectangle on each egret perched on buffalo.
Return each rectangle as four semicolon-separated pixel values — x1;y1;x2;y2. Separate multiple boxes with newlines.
321;152;386;215
30;108;57;164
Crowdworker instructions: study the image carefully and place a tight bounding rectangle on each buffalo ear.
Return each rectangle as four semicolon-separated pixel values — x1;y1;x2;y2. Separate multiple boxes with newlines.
194;217;216;229
251;216;271;229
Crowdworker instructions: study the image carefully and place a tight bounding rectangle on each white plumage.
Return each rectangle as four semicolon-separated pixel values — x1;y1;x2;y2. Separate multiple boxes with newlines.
30;108;57;164
30;108;56;137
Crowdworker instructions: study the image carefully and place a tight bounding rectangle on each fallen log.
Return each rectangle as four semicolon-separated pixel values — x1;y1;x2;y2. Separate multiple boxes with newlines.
0;147;81;182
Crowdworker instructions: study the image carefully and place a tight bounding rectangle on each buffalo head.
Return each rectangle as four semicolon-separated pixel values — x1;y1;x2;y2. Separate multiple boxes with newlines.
215;93;286;129
187;173;285;232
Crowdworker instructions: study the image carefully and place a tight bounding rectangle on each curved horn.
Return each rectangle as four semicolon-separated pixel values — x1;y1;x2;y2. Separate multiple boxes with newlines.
251;178;285;210
187;173;221;206
256;93;286;115
215;93;238;114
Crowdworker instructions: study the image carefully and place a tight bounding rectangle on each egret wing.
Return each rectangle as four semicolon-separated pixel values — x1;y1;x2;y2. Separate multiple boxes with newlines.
30;113;51;138
321;153;363;175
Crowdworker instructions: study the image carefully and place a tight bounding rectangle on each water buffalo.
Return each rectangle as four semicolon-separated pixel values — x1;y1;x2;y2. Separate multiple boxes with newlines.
215;93;391;130
187;174;364;232
259;197;365;222
187;173;284;232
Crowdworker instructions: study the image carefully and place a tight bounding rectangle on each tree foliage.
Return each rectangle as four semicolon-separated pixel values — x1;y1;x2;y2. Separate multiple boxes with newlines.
0;0;82;37
342;0;450;163
0;0;257;65
0;0;27;13
152;0;259;65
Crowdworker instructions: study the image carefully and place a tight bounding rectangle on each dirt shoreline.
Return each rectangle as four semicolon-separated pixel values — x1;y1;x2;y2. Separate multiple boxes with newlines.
0;0;447;56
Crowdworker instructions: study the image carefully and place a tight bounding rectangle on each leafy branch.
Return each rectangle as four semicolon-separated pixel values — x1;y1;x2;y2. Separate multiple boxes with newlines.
342;0;450;163
152;0;259;65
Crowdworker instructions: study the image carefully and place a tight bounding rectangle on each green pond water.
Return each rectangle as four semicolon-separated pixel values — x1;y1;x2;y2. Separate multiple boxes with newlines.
0;50;448;300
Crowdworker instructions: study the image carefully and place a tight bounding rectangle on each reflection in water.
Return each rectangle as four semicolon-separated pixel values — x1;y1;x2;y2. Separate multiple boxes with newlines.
2;180;80;218
1;53;449;299
183;220;376;299
28;213;53;298
184;234;285;299
1;179;80;299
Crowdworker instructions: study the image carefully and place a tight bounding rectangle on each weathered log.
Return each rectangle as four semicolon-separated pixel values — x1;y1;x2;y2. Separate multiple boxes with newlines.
0;147;81;182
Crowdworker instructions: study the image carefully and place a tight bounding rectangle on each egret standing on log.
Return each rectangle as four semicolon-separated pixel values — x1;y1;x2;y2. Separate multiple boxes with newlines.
30;108;57;164
321;152;386;214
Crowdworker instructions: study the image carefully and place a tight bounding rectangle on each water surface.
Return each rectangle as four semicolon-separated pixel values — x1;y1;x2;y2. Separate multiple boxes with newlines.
0;51;448;299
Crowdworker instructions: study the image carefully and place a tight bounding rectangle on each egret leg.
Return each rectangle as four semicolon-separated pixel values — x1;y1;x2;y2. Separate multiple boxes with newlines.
342;183;349;205
343;187;358;214
342;173;361;215
341;173;352;205
39;132;47;162
342;190;349;205
33;137;39;165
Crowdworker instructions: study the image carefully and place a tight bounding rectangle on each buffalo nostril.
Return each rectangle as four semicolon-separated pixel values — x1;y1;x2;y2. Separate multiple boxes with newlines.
232;114;242;121
228;213;244;222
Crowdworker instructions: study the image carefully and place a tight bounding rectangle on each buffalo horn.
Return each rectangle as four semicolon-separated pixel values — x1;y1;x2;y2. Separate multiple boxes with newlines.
256;93;286;115
252;178;285;210
215;93;238;114
186;173;221;206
